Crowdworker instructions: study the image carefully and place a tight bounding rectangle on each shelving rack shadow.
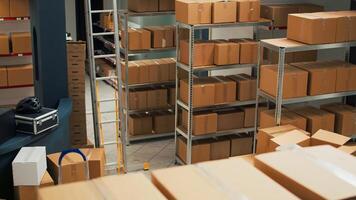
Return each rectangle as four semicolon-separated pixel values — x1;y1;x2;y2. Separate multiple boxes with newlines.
175;19;272;165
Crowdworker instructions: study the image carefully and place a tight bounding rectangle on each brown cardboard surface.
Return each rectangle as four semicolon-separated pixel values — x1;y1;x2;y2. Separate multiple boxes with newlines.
287;13;338;44
0;34;10;54
211;1;236;24
16;171;54;200
230;136;253;156
241;105;267;128
0;0;10;17
228;74;256;101
260;64;308;99
260;4;299;27
256;124;298;154
211;76;236;104
0;67;7;87
291;61;337;95
321;103;356;137
80;148;106;179
128;0;159;12
180;78;215;107
214;42;239;65
334;61;356;92
210;138;231;160
11;32;32;53
147;89;168;109
122;28;151;50
153;112;175;134
177;136;211;164
260;109;307;130
168;87;175;106
264;48;317;64
146;26;174;48
159;0;175;11
235;0;260;22
128;114;153;136
122;89;147;110
39;174;166;200
180;40;215;67
255;145;356;200
290;106;335;134
269;130;310;152
236;39;258;64
10;0;29;17
217;108;244;131
175;0;212;25
182;110;217;135
7;64;33;87
311;129;350;147
121;61;140;84
338;143;356;156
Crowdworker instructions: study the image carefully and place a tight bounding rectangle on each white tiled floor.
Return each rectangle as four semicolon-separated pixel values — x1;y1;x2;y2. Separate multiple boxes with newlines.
84;76;176;174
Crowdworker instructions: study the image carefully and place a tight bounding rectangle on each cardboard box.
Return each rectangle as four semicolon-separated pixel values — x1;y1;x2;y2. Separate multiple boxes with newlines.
216;108;244;131
210;138;231;160
39;174;166;200
10;0;29;17
128;0;159;12
0;0;10;17
0;34;10;54
297;3;324;13
269;130;310;152
160;58;176;81
146;26;174;48
175;0;211;25
260;109;307;130
16;171;54;200
152;158;300;200
211;76;236;104
291;61;337;95
338;143;356;156
143;60;160;83
7;64;33;87
260;4;299;27
311;129;350;147
177;136;210;164
121;61;140;84
128;114;153;136
180;78;215;107
264;48;318;64
159;0;175;11
334;61;356;92
236;39;258;64
147;89;168;109
235;0;260;22
230;136;253;156
241;105;267;127
214;41;239;65
260;64;308;99
211;1;237;24
168;87;175;106
0;67;7;87
122;28;151;50
11;32;32;53
287;13;338;44
255;145;356;200
180;40;215;67
256;124;299;154
290;106;335;134
182;110;218;135
321;103;356;137
153;59;169;82
153;111;175;134
47;148;106;184
12;147;47;186
228;74;256;101
122;89;147;110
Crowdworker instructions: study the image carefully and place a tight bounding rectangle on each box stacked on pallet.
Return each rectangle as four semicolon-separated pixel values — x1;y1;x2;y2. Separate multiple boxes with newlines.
66;42;87;146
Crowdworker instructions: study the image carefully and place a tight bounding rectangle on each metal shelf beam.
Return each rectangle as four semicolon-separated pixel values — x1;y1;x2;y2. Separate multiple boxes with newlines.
176;126;254;140
177;100;257;112
177;62;256;72
177;19;272;30
129;132;174;142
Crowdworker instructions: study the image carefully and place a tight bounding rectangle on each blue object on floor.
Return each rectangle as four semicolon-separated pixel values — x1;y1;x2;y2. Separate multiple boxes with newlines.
0;98;72;199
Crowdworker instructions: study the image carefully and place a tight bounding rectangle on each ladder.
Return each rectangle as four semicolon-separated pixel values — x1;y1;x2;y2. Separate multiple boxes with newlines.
84;0;126;174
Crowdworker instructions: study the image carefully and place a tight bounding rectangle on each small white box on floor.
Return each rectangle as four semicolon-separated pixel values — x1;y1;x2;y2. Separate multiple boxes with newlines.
12;147;47;186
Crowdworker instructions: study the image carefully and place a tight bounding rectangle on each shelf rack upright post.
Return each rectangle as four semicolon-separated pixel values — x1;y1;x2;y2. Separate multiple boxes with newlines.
175;20;272;165
253;38;356;149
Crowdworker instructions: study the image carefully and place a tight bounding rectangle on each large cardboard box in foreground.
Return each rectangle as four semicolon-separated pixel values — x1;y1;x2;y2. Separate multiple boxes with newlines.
151;158;299;199
255;145;356;200
15;171;54;200
39;174;166;200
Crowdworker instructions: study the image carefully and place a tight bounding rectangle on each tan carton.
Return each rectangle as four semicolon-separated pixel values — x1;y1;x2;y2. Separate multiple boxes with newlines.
217;108;244;131
145;26;174;48
211;1;237;24
122;28;151;50
128;0;159;12
268;130;310;152
235;0;260;22
230;136;253;156
128;114;153;136
15;171;54;200
228;74;256;101
153;111;175;134
260;109;307;130
211;76;236;104
214;42;239;65
11;32;32;53
10;0;29;17
210;138;231;160
0;0;10;17
175;0;211;25
7;64;33;87
0;34;10;54
0;67;7;87
180;40;215;67
159;0;175;11
182;110;218;135
180;78;215;107
177;136;210;164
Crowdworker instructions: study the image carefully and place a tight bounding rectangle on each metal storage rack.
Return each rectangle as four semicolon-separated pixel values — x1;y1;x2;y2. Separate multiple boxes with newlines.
117;10;176;144
254;38;356;148
175;19;272;165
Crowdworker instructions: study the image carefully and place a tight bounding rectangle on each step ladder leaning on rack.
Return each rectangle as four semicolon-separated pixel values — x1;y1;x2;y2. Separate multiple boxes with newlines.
84;0;126;174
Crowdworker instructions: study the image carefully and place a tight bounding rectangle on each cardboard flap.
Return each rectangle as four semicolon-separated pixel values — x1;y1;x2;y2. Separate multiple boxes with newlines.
271;130;310;146
312;129;350;146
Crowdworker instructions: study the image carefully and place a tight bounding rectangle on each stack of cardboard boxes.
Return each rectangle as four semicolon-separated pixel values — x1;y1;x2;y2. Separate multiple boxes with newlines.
0;0;29;18
66;42;88;147
129;0;175;12
129;111;175;136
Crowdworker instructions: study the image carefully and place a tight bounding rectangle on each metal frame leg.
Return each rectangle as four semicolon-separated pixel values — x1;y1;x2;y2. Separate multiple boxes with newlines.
253;42;262;153
275;47;286;125
174;23;180;163
187;25;194;165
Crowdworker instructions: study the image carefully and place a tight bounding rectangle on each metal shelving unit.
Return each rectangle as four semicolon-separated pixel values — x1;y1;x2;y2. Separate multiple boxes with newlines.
117;10;176;144
254;38;356;150
175;19;272;165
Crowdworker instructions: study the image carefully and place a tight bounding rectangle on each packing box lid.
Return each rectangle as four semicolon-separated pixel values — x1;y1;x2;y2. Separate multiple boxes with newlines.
259;124;298;135
311;129;350;147
271;130;310;146
338;143;356;155
39;173;166;200
255;145;356;200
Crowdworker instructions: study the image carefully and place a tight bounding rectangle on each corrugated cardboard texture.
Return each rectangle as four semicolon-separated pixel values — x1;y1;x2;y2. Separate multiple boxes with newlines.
175;0;212;25
122;28;151;50
145;26;174;48
211;76;236;104
269;130;310;152
228;74;256;101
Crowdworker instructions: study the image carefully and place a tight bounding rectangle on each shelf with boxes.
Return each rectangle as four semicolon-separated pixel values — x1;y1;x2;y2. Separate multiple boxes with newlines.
174;0;272;165
255;10;356;145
